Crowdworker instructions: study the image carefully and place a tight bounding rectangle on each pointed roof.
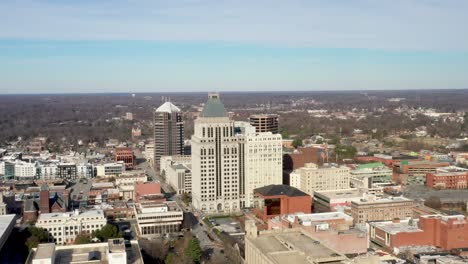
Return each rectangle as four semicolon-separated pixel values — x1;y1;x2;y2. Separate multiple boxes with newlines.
155;102;181;113
200;92;228;118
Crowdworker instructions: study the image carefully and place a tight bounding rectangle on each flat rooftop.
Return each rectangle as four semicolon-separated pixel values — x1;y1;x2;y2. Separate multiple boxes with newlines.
291;212;353;223
249;229;346;264
370;219;422;235
314;189;362;200
352;196;412;205
38;209;104;220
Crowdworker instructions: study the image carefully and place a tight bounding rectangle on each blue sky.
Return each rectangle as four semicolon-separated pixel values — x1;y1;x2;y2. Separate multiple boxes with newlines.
1;0;467;93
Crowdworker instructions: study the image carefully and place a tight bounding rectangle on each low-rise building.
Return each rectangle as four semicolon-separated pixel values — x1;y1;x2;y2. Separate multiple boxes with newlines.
253;184;311;222
96;162;125;177
426;166;468;189
134;182;164;202
160;155;192;194
313;188;364;213
114;147;135;170
351;196;414;224
370;215;468;251
36;209;107;245
27;238;144;264
245;220;347;264
134;201;183;237
350;162;392;188
290;163;350;196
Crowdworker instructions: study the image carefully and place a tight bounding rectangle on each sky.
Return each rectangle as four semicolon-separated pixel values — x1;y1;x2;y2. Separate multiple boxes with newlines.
1;0;468;94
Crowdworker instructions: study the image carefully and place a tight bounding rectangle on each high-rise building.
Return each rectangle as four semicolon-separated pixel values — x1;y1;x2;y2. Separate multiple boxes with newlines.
249;114;279;134
191;93;240;213
236;122;283;208
153;102;184;171
191;93;283;213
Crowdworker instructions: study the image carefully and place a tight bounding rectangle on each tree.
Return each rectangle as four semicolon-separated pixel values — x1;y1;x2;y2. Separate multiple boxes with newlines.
165;252;176;264
92;224;122;242
75;232;92;244
25;227;49;250
292;139;303;149
185;238;203;263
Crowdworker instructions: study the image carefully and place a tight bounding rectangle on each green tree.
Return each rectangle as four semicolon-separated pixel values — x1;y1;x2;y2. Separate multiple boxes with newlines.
185;238;203;263
25;227;49;250
335;144;357;160
292;139;303;149
92;224;122;242
75;232;92;244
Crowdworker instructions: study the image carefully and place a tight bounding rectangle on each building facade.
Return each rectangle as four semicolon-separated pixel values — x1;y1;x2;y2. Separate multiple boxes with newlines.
249;114;279;134
36;210;107;245
114;147;135;169
153;102;184;171
290;163;350;196
191;93;242;213
253;184;311;222
160;155;192;194
134;201;184;237
351;196;414;224
370;215;468;251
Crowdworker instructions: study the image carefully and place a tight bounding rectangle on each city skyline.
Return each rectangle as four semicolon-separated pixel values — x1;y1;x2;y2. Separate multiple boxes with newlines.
1;0;468;93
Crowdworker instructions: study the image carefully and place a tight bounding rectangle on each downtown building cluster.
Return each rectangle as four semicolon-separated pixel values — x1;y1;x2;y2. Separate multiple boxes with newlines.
157;93;283;213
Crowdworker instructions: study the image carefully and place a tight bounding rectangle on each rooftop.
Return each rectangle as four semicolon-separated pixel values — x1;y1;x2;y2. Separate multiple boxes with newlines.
288;212;353;224
314;189;362;200
255;184;309;198
38;209;105;220
248;229;346;264
199;93;228;118
352;196;412;205
155;102;181;113
369;219;422;235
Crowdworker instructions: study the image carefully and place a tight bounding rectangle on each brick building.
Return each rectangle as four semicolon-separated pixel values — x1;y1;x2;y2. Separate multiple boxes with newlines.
426;167;468;189
370;215;468;251
114;147;135;170
253;184;311;222
283;146;323;171
392;160;450;184
134;182;164;202
351;196;414;224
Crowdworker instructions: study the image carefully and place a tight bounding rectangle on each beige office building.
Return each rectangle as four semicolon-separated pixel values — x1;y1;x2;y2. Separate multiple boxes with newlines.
351;196;414;224
290;163;350;196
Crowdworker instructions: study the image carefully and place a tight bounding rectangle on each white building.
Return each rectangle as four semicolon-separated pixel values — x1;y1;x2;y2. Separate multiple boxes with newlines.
14;161;37;180
160;155;192;194
191;93;242;213
237;122;283;208
36;209;107;245
95;162;125;177
76;163;93;178
27;238;143;264
134;201;184;237
39;164;58;180
145;143;154;167
290;163;350;196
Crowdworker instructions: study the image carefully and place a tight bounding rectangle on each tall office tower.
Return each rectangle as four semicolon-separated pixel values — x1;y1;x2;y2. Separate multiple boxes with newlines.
153;102;184;171
237;122;283;208
249;114;279;134
191;93;241;213
191;93;283;213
